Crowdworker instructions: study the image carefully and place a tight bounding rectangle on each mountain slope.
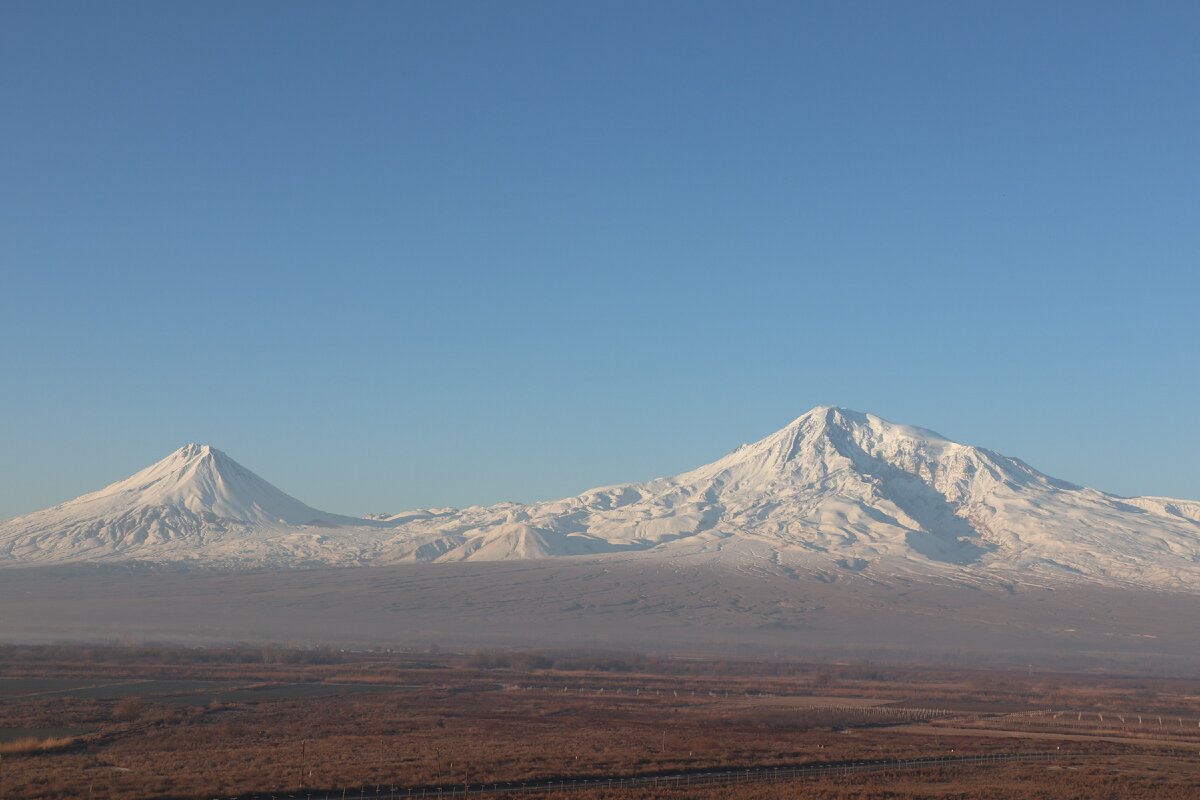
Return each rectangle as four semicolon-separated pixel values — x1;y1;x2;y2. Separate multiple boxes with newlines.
0;444;387;566
1;408;1198;590
378;407;1200;589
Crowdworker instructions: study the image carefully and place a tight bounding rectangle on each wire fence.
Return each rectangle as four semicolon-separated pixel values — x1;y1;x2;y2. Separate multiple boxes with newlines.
234;750;1073;800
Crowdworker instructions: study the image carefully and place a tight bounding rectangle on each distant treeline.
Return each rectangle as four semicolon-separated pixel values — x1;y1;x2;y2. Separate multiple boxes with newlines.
2;642;1196;691
0;642;351;666
0;642;888;677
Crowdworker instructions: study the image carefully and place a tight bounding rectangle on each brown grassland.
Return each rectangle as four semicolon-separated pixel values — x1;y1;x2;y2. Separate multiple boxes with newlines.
0;644;1197;799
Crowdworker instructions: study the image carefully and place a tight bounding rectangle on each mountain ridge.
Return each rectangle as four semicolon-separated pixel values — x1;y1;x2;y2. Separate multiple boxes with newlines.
2;407;1198;591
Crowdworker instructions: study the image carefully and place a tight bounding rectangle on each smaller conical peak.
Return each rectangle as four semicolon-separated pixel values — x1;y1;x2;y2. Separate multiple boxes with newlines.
147;444;234;482
170;443;231;464
139;444;229;486
31;440;355;529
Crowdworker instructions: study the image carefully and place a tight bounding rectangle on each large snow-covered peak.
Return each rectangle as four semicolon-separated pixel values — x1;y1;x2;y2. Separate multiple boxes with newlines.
703;405;1065;505
679;406;960;492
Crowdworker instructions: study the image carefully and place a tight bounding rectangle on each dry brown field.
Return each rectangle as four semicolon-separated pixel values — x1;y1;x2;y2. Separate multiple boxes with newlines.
1;644;1198;799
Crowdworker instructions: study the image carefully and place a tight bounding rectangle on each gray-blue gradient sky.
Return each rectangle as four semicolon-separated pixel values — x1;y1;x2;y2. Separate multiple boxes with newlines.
2;1;1197;520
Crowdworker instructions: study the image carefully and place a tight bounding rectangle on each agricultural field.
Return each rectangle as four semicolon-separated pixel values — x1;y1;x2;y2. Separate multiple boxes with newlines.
0;644;1197;799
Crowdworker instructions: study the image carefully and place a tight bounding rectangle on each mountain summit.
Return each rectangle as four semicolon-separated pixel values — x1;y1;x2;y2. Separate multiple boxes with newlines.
0;443;374;566
76;443;343;525
2;408;1199;589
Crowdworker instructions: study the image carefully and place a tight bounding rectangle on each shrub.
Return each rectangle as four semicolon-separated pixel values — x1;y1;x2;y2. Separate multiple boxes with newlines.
113;697;145;721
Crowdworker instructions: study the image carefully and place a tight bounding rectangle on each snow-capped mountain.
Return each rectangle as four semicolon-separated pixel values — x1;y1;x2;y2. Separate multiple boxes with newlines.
0;443;386;567
2;408;1199;590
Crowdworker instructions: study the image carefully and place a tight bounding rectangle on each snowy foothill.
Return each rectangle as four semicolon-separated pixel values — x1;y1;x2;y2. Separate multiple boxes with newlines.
1;407;1198;592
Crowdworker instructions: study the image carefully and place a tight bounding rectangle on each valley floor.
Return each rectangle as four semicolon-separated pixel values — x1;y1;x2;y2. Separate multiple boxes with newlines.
2;558;1199;671
2;644;1199;799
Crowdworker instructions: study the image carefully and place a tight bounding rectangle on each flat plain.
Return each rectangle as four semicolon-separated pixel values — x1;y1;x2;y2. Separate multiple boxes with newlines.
2;644;1198;799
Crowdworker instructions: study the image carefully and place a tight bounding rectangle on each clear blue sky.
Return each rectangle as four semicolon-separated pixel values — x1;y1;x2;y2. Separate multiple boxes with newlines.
2;1;1197;520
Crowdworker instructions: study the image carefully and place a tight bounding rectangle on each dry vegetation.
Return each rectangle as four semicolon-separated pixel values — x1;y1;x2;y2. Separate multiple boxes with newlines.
0;735;76;755
561;755;1200;799
0;644;1197;799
